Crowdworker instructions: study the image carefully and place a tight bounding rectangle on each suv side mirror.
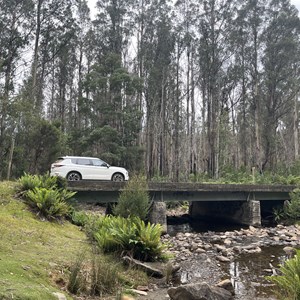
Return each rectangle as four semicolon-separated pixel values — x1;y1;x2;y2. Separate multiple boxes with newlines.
101;163;109;168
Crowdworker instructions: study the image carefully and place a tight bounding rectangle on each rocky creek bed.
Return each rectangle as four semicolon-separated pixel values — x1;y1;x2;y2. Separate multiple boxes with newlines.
136;224;300;300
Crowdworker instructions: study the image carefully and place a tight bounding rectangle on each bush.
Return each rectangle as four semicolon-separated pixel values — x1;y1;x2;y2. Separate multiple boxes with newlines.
274;189;300;223
284;189;300;222
18;173;75;220
70;210;91;227
267;249;300;299
113;175;150;220
25;187;74;220
93;215;166;261
18;173;67;192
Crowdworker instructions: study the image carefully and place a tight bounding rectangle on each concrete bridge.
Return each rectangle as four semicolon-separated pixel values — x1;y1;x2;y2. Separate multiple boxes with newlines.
68;181;296;228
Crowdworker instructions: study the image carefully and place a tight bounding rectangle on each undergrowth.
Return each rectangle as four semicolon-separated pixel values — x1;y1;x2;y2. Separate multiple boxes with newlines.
267;250;300;299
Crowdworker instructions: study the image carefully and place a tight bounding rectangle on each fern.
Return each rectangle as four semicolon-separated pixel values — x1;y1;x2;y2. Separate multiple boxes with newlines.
25;187;71;220
267;250;300;299
93;216;166;261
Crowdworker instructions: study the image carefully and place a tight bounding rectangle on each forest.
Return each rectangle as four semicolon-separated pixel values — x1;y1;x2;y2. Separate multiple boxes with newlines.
0;0;300;181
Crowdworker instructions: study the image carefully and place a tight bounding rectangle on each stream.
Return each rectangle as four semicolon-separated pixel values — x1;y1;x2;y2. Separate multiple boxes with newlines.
166;217;299;299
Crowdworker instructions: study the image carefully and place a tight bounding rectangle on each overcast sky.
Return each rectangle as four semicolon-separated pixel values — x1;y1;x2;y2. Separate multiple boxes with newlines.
87;0;300;15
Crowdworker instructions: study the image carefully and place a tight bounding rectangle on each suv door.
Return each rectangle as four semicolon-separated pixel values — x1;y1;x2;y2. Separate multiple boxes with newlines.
75;158;95;179
91;158;111;180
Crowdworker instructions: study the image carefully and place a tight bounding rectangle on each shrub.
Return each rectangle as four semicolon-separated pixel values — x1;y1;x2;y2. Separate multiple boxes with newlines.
18;173;44;192
18;173;67;192
267;250;300;299
25;187;74;220
93;215;166;261
274;189;300;223
70;210;91;227
18;173;75;220
113;175;150;221
284;189;300;222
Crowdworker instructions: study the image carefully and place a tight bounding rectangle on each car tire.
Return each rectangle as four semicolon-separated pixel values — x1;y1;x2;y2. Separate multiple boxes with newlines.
112;173;124;182
67;171;81;181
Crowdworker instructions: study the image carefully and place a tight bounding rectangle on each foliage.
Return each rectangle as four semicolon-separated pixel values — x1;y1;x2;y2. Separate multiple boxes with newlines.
18;173;74;220
25;187;73;220
70;210;91;227
267;250;300;300
93;215;166;261
114;175;150;220
282;189;300;222
18;173;67;192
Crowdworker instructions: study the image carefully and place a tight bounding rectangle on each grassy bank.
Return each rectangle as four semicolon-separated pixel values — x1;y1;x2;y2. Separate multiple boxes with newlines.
0;181;90;299
0;181;147;299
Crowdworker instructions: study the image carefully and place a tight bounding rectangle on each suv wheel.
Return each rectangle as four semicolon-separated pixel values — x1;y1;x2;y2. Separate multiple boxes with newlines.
67;171;81;181
112;173;124;182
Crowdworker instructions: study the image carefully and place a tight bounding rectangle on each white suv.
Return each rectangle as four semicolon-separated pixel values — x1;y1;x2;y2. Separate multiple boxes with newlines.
50;156;129;181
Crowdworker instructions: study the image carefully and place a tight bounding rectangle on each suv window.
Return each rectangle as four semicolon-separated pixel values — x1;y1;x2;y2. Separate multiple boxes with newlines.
92;159;103;166
76;158;92;165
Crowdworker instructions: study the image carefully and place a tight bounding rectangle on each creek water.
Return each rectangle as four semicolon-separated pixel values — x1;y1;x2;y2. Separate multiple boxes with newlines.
167;217;294;300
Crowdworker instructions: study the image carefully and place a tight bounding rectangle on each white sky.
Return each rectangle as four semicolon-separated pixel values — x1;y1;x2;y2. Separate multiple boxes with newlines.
292;0;300;11
87;0;300;16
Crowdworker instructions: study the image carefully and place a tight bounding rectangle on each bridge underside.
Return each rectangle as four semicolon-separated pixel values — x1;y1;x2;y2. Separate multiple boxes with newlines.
68;182;292;228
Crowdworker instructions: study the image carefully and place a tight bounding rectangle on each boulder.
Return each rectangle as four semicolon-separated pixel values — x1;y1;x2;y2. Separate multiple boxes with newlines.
168;282;233;300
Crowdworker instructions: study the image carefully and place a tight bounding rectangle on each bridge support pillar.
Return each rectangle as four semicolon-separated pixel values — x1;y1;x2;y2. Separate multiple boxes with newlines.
190;200;261;227
148;202;167;233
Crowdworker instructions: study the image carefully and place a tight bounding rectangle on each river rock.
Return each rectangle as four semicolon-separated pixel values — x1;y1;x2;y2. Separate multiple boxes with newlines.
217;279;234;295
195;248;206;254
216;255;230;262
224;239;232;246
215;244;227;252
283;246;296;257
168;282;233;300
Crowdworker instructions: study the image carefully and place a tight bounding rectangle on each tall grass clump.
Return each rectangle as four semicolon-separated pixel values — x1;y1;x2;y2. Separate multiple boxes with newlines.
90;256;120;296
94;215;166;261
113;175;150;221
67;253;120;297
267;250;300;299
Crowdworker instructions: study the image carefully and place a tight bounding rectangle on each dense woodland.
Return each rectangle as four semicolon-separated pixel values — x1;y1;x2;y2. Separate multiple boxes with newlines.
0;0;300;181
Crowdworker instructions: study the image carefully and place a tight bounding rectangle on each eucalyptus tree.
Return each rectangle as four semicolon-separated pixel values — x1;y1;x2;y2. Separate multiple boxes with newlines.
173;0;199;178
195;0;237;178
0;0;35;179
136;0;175;178
260;0;300;170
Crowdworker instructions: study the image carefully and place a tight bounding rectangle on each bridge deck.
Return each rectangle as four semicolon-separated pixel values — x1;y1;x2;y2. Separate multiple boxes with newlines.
67;181;296;202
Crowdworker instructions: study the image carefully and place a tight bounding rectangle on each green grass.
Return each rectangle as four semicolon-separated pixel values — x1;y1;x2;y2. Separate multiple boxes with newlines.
0;181;89;299
0;181;150;300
